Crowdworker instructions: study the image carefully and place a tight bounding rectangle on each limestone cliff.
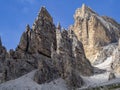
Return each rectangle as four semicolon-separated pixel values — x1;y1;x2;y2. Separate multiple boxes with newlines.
72;4;120;63
0;37;8;83
17;7;56;57
0;6;93;88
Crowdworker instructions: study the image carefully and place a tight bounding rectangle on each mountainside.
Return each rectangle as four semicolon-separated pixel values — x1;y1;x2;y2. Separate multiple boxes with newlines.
0;6;93;89
0;4;120;90
72;4;120;63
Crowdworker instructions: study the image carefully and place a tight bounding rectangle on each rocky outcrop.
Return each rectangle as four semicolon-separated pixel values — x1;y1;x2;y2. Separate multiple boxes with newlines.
93;43;117;65
33;24;93;88
72;4;120;63
0;37;8;83
17;7;56;57
0;6;93;88
0;37;7;61
1;7;57;82
49;25;93;88
1;4;120;89
97;38;120;74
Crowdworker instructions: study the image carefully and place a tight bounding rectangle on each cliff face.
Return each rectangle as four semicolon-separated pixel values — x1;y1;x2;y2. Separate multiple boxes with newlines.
111;39;120;74
72;4;120;63
0;7;93;88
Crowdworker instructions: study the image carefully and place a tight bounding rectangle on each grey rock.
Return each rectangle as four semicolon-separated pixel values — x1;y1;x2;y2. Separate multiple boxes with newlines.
34;59;59;84
108;72;116;81
73;4;120;63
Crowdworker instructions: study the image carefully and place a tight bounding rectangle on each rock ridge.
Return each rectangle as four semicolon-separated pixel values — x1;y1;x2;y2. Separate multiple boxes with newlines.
72;4;120;63
0;6;93;88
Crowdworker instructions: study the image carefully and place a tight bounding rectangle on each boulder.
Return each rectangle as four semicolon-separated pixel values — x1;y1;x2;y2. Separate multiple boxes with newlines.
108;72;116;81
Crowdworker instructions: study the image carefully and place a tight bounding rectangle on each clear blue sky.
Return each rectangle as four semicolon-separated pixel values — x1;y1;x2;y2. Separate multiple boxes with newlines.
0;0;120;50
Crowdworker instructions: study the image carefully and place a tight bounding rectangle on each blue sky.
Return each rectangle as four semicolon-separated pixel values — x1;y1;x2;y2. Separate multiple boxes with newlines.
0;0;120;50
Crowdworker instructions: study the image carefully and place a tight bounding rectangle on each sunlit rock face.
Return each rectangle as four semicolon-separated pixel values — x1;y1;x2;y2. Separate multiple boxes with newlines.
17;7;56;57
0;6;93;88
1;4;120;89
72;4;120;63
0;37;8;83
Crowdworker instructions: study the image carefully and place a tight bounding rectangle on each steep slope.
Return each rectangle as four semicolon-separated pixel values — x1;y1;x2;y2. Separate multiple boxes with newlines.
72;4;120;63
0;6;93;89
0;37;8;83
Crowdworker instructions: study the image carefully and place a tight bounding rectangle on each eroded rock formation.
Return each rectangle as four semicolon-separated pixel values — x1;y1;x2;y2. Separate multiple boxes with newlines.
0;6;93;88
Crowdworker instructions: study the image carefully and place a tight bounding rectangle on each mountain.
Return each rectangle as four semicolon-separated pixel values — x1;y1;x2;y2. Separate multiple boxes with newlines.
72;4;120;63
0;6;93;89
0;4;120;90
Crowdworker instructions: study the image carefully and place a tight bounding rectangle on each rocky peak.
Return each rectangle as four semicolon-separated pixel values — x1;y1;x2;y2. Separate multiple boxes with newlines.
25;24;31;33
73;4;120;63
32;6;54;34
0;5;93;87
38;6;53;22
0;36;2;47
74;4;97;20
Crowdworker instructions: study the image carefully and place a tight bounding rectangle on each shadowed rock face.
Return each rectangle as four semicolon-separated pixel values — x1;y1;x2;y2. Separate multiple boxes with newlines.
0;6;93;88
72;4;120;63
0;38;8;83
17;7;56;57
0;38;7;72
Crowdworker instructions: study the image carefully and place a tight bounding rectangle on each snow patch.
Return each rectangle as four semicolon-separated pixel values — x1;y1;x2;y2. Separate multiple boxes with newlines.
80;55;120;89
95;57;113;71
97;16;119;31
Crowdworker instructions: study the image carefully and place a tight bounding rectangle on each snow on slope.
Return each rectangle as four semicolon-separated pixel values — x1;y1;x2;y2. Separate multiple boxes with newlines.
97;15;119;32
95;57;113;71
0;70;68;90
80;56;120;89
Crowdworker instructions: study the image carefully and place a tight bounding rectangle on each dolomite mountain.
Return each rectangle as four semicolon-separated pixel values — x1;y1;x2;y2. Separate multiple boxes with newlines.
72;4;120;63
0;6;93;89
0;4;120;90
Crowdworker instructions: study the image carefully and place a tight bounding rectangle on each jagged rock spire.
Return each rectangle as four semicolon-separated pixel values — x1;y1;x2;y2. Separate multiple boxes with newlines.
118;38;120;49
56;22;61;30
74;3;97;19
0;36;2;46
81;3;86;11
37;6;53;22
32;6;54;31
25;24;31;33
